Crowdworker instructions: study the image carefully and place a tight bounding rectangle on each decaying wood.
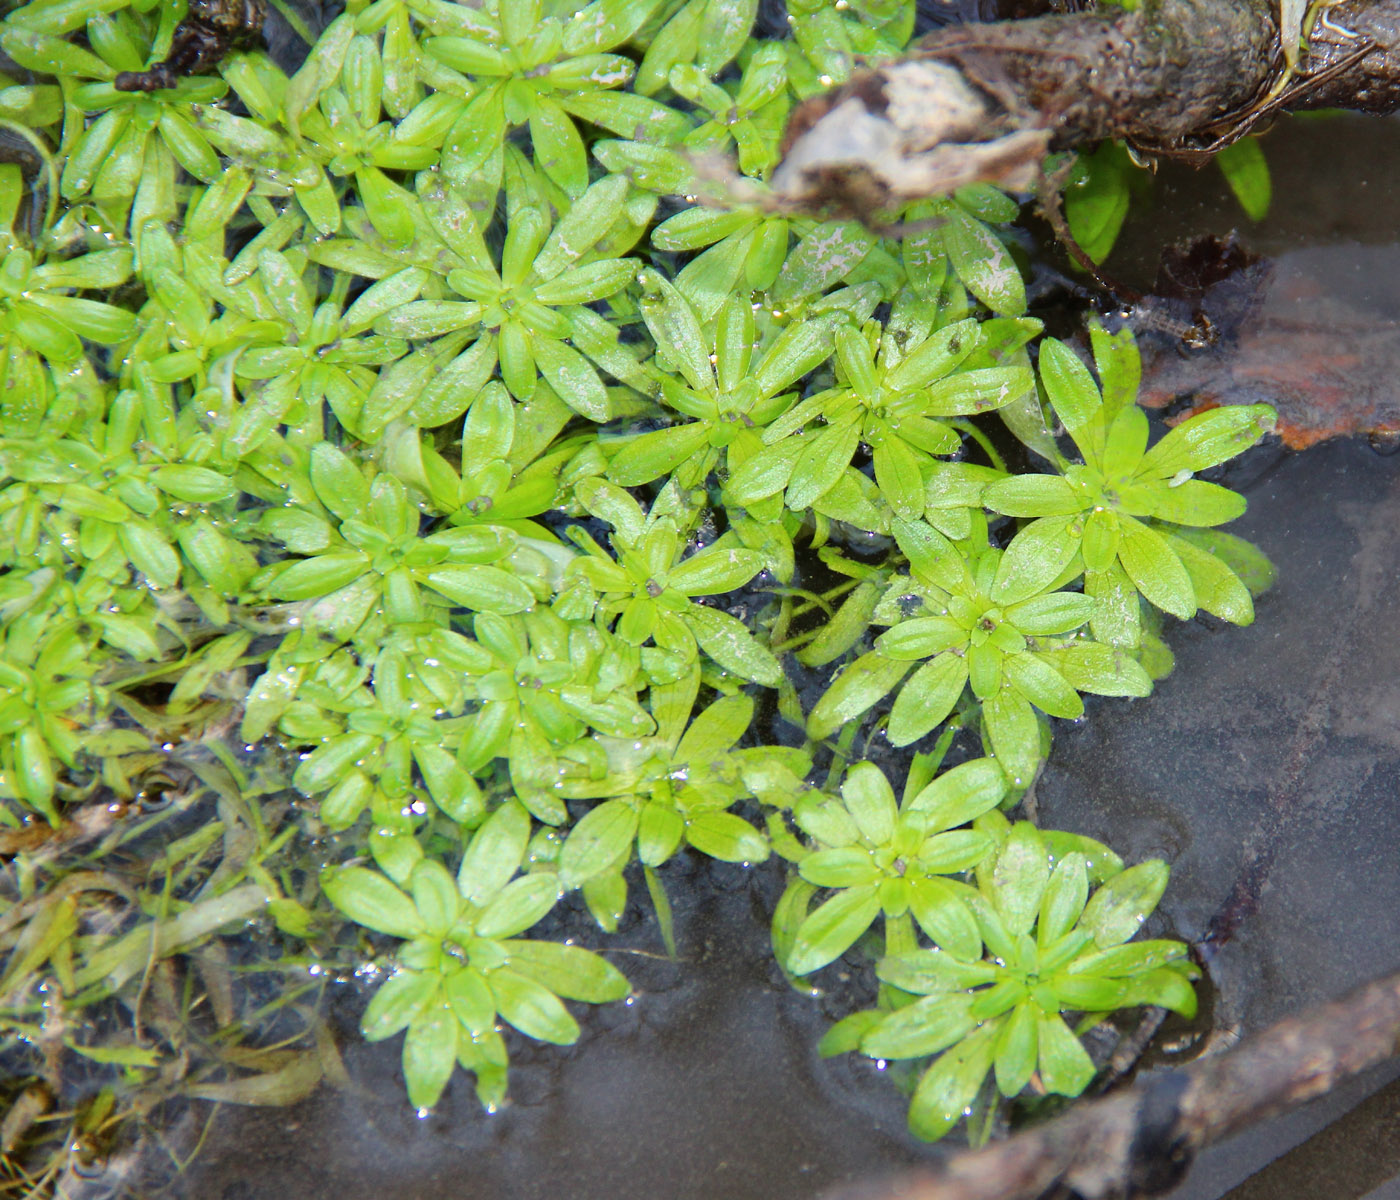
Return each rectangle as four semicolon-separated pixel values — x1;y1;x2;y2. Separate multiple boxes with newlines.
760;0;1400;219
820;965;1400;1200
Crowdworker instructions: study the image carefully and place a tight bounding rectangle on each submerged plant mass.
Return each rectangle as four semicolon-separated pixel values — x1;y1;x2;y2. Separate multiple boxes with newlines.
0;0;1274;1178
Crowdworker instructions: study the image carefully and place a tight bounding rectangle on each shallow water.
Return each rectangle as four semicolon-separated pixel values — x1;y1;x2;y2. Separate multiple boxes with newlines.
1036;437;1400;1199
181;861;940;1200
179;437;1400;1200
163;115;1400;1200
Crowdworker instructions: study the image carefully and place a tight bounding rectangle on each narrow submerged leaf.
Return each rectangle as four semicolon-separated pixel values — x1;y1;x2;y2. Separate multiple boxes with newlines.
685;811;769;863
635;800;685;867
474;873;561;939
1080;859;1170;948
683;604;783;687
1004;653;1084;720
1216;136;1271;222
403;1001;458;1109
993;1000;1039;1097
1166;531;1255;625
361;963;431;1041
908;877;984;962
559;799;639;887
907;758;1008;830
861;992;977;1060
1038;338;1101;438
677;693;753;761
488;967;579;1044
637;266;712;391
798;580;881;668
820;1009;885;1058
441;967;496;1039
1116;516;1195;619
321;866;423;939
907;1023;997;1142
841;763;898;845
992;516;1080;605
800;846;881;889
1138;403;1275;477
668;545;763;596
877;948;997;994
410;860;460;936
1036;1012;1095;1096
981;688;1042;790
990;822;1049;937
942;207;1025;316
787;884;882;975
426;565;535;614
808;652;911;741
982;473;1079;518
887;654;968;748
500;939;629;1002
1038;852;1090;949
459;801;531;905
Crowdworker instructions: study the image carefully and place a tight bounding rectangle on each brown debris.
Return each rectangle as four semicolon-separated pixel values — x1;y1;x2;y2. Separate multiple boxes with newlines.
759;0;1400;222
1137;240;1400;450
114;0;266;93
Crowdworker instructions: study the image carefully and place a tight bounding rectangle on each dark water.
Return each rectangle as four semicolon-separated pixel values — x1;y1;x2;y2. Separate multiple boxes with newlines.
174;445;1400;1200
1036;437;1400;1200
167;115;1400;1200
181;862;940;1200
1055;111;1400;1199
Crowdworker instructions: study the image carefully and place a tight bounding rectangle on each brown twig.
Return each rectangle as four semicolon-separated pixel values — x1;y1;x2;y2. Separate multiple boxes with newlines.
820;966;1400;1200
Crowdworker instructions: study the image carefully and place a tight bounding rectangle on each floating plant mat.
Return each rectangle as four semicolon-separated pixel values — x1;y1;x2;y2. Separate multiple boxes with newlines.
164;436;1400;1200
8;6;1400;1199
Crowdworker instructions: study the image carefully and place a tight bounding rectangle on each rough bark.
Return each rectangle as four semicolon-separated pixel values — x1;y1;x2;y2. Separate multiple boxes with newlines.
819;966;1400;1200
762;0;1400;217
1295;0;1400;110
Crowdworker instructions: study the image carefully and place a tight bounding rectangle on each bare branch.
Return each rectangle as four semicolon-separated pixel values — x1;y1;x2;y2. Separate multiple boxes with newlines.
760;0;1400;218
820;966;1400;1200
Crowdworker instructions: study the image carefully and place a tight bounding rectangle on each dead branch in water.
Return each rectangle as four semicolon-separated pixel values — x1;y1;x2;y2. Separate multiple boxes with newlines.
820;965;1400;1200
761;0;1400;219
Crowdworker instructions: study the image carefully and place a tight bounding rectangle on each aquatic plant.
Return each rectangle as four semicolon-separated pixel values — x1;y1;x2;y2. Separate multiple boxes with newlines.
821;818;1198;1141
323;804;629;1111
0;0;1277;1181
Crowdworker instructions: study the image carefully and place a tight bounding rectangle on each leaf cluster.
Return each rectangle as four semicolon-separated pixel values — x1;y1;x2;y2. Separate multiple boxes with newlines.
0;0;1265;1139
819;816;1197;1141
